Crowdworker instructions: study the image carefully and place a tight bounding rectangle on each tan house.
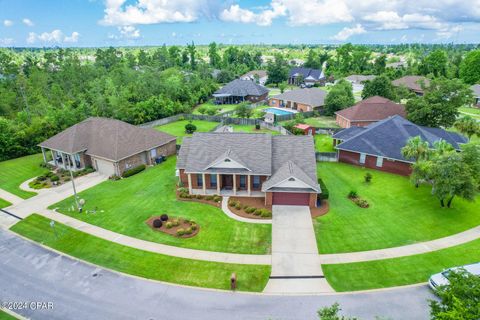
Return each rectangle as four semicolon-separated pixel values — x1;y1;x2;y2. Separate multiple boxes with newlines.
177;133;321;208
269;88;327;112
335;96;406;128
39;117;176;176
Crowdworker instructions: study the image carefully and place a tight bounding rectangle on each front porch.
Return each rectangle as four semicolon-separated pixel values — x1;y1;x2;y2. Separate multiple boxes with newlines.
41;147;86;172
190;188;264;197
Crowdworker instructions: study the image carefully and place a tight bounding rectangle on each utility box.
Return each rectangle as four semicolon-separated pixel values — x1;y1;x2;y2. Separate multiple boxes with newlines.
230;273;237;291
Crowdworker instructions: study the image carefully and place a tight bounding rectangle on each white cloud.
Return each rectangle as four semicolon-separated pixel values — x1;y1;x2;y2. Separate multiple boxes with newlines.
100;0;212;26
118;25;140;38
331;24;366;41
26;30;80;44
436;25;463;38
22;18;34;26
220;2;286;26
0;38;14;46
3;20;13;27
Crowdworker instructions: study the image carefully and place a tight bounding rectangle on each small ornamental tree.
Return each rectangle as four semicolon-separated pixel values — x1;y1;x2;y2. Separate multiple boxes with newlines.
185;121;197;134
317;303;358;320
454;116;480;140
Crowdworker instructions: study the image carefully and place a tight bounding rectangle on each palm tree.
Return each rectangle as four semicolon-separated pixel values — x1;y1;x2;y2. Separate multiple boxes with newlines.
433;139;454;156
402;136;430;188
454;116;480;140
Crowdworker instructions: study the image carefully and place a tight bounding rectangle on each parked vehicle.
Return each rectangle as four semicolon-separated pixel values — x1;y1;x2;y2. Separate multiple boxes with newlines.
429;262;480;290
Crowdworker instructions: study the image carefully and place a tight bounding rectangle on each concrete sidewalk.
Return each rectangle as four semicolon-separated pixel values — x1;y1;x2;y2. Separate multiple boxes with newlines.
264;205;334;293
221;197;271;224
0;188;24;206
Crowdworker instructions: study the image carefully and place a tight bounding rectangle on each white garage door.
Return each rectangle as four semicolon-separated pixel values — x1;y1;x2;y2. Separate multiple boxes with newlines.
94;158;115;176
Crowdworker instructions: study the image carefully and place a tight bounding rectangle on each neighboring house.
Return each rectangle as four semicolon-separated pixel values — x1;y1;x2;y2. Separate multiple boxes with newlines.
239;70;268;85
288;67;325;86
39;117;177;177
269;88;327;112
294;124;316;135
392;76;430;96
386;61;406;69
344;75;376;92
333;115;467;175
471;84;480;107
213;79;269;104
335;96;406;128
177;133;321;208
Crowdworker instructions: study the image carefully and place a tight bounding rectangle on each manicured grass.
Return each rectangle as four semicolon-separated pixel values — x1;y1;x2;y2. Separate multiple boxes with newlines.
0;198;12;208
323;238;480;292
314;134;335;152
193;101;238;115
315;162;480;254
11;214;270;292
230;124;280;135
299;116;339;128
459;106;480;116
0;310;17;320
0;154;49;199
154;120;219;143
51;157;271;254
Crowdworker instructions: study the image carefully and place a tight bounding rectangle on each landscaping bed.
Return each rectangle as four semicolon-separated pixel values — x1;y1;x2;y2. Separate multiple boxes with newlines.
146;215;200;238
310;200;329;218
228;197;272;219
29;167;95;189
176;187;222;207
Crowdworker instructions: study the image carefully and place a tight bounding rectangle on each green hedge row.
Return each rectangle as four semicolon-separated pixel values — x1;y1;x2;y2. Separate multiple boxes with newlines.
122;164;146;178
318;178;329;200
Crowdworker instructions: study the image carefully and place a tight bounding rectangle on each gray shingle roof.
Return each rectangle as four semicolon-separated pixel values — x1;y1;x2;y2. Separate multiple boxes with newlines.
345;75;376;83
336;115;468;162
39;117;176;161
271;88;327;107
289;67;325;81
177;133;319;192
262;160;320;192
332;126;366;141
471;84;480;97
214;79;269;97
392;76;430;93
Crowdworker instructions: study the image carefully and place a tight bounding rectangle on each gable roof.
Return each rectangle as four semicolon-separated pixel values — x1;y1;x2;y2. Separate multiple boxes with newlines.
335;96;406;122
271;88;327;107
262;161;320;193
39;117;176;162
241;70;267;79
471;84;480;97
214;79;269;97
345;75;376;83
335;115;468;162
177;133;319;193
332;126;366;141
392;76;430;93
289;67;325;81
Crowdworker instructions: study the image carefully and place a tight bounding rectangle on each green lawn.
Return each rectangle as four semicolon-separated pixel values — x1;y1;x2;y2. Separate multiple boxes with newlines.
50;157;272;254
314;134;335;152
155;120;220;143
323;238;480;292
230;124;280;135
0;198;12;208
315;162;480;254
291;116;339;128
0;154;49;199
11;214;270;292
459;106;480;116
193;101;238;115
0;310;17;320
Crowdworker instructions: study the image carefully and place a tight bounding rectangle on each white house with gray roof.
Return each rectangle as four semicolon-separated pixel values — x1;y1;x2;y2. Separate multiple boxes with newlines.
177;133;320;207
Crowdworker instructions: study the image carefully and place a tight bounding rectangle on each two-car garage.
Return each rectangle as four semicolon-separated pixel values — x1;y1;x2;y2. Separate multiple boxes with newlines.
271;192;311;206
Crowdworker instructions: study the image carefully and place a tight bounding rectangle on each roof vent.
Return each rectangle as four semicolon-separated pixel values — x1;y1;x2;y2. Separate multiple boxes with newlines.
224;159;231;162
288;177;295;181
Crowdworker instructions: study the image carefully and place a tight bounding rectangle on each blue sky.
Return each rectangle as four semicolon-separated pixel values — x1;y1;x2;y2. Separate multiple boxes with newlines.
0;0;479;47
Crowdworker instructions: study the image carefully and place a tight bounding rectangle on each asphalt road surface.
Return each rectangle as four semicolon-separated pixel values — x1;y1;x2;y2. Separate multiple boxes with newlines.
0;229;436;320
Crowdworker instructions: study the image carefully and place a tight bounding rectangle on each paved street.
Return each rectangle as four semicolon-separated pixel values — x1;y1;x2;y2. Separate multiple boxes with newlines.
0;229;435;320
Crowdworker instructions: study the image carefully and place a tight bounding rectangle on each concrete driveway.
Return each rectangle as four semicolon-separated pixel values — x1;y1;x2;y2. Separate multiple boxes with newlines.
264;205;333;294
0;229;435;320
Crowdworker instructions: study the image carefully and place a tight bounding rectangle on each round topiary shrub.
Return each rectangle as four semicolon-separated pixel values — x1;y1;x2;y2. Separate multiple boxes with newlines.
153;219;162;228
213;196;221;202
176;228;185;236
245;207;255;214
184;227;192;235
165;221;173;229
191;224;197;231
235;203;242;210
260;209;272;218
253;208;262;216
50;175;60;182
172;219;180;227
160;214;169;221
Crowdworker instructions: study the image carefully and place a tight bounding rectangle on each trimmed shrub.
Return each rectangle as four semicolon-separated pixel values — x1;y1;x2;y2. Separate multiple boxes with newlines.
195;194;203;199
348;190;358;198
318;178;329;200
64;176;71;182
50;175;60;182
235;203;242;210
172;219;180;227
176;228;185;236
160;214;169;221
177;187;188;193
165;222;173;229
354;198;369;208
364;173;373;183
255;124;260;130
179;192;188;198
213;196;221;202
243;204;249;209
205;195;214;201
253;208;262;216
36;175;47;181
245;207;256;214
153;219;162;228
122;164;146;178
190;224;197;231
185;122;197;134
184;227;193;235
110;175;121;181
260;209;272;218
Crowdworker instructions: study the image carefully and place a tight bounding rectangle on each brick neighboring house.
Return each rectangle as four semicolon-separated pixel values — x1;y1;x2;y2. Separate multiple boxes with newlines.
177;133;321;208
288;67;326;86
213;79;269;104
471;84;480;107
335;96;406;128
269;88;327;112
239;70;268;85
333;115;467;176
392;76;430;96
39;117;176;177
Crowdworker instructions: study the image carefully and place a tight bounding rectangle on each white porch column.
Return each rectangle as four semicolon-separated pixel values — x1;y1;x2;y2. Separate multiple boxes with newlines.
187;173;193;194
202;173;206;195
247;175;251;196
41;147;47;163
233;174;237;196
51;150;56;165
60;153;66;169
217;173;220;195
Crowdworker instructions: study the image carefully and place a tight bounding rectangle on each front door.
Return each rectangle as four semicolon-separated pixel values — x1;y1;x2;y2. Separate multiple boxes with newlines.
222;175;233;190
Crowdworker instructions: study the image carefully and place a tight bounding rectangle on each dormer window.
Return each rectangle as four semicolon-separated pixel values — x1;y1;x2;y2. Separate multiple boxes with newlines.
224;159;231;162
288;177;295;181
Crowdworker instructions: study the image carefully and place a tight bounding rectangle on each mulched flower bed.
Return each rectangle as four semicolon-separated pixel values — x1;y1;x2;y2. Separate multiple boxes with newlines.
228;197;272;219
348;193;369;208
310;200;330;218
176;187;222;208
29;167;95;189
146;215;200;238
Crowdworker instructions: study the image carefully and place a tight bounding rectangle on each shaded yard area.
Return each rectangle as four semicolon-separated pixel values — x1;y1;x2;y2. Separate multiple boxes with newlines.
50;157;272;254
314;134;335;152
154;120;219;143
0;154;49;199
323;238;480;292
315;162;480;254
11;214;270;292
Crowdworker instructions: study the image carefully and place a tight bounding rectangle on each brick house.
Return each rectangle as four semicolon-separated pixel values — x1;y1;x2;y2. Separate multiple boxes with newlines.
335;96;406;128
213;79;269;104
39;117;176;176
269;88;326;112
177;133;321;208
333;115;467;175
392;76;430;96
